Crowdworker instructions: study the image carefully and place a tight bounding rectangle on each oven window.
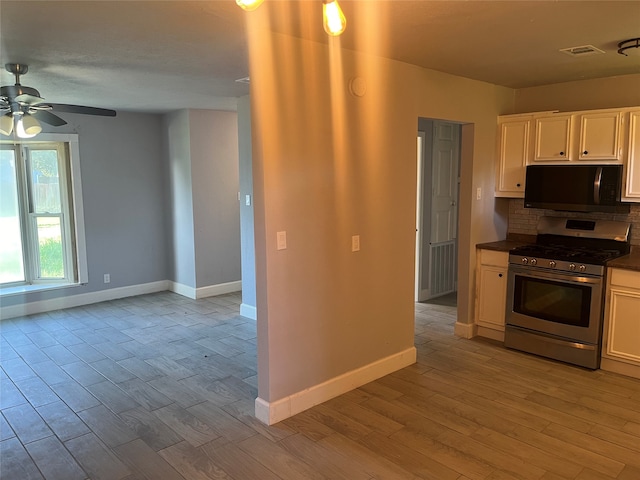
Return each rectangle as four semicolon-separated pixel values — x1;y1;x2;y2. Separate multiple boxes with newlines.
513;275;591;327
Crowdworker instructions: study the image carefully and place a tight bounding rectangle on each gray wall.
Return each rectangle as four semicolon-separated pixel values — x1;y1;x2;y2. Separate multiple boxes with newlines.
4;107;243;311
163;110;196;288
1;111;169;307
189;110;241;288
237;96;256;312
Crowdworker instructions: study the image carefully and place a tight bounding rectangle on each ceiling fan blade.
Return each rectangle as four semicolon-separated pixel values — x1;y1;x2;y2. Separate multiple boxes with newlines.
48;103;116;117
31;110;68;127
15;93;45;105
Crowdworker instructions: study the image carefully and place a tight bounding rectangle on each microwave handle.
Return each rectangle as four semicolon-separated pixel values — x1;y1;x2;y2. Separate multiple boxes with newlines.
593;166;602;205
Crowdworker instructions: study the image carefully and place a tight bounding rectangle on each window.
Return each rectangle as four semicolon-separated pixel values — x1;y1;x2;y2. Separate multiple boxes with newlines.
1;134;87;291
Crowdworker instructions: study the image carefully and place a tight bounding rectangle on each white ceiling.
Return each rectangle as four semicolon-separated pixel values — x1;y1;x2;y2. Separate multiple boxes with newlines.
1;1;639;114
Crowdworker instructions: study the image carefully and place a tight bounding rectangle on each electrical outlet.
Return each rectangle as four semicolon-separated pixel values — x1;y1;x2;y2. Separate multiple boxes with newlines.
476;187;482;200
103;273;111;284
352;235;360;252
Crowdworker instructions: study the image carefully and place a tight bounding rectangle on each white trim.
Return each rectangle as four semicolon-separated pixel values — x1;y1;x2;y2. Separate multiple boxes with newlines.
254;346;417;425
0;281;169;320
67;136;89;284
196;281;241;299
600;357;640;380
476;325;504;342
454;321;476;339
168;281;197;299
168;280;242;300
240;303;257;320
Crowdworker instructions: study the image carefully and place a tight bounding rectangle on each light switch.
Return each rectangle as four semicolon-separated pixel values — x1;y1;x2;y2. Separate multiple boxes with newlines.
277;231;287;250
245;194;251;206
352;235;360;252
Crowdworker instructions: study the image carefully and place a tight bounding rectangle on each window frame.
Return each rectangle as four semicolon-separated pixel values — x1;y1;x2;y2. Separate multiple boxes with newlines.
0;133;87;294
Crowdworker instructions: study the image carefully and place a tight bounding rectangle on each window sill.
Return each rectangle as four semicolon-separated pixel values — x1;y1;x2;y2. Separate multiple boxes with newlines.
0;282;84;298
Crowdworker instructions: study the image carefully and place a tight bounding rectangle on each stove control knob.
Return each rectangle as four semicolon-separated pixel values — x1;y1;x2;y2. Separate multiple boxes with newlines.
549;261;556;268
521;257;529;265
579;265;586;272
569;263;576;271
530;258;537;266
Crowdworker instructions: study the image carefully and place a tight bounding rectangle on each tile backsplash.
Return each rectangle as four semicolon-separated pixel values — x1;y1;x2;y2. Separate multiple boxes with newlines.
507;200;640;246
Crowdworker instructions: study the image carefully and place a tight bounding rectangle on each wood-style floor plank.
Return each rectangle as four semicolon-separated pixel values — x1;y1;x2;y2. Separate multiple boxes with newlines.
2;291;640;480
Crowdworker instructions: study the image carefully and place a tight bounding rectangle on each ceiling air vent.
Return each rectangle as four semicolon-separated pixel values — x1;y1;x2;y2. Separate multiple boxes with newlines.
559;45;605;57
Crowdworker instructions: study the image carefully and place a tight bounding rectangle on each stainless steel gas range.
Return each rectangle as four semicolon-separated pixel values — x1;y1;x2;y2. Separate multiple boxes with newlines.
504;216;631;369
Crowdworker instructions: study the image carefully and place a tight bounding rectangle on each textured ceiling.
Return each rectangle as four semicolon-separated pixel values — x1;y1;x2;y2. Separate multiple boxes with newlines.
1;1;639;114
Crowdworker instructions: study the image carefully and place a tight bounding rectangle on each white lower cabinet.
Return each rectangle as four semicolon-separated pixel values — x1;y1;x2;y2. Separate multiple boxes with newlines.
475;249;508;341
602;268;640;379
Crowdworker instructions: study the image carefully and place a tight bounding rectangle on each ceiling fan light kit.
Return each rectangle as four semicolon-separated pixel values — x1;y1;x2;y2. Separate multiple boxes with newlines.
0;113;13;135
617;38;640;56
1;63;116;139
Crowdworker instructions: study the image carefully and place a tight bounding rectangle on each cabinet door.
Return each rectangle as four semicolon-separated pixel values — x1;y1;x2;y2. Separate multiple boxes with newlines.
625;111;640;200
477;265;507;329
605;287;640;365
496;119;529;197
534;115;572;161
578;111;621;161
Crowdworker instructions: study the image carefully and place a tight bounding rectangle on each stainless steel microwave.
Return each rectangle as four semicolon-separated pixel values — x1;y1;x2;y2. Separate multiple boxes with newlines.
524;164;630;214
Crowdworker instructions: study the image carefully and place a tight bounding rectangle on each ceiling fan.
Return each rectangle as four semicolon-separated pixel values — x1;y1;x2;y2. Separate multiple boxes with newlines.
0;63;116;138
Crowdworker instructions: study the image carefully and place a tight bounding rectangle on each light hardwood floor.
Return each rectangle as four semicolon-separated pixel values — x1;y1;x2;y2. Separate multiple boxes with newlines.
1;291;639;479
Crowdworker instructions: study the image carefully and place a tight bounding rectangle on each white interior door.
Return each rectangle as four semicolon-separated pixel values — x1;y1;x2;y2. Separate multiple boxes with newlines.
415;132;427;301
429;121;459;298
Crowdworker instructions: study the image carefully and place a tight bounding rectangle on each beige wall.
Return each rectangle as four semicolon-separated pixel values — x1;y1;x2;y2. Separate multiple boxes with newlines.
514;74;640;113
247;19;514;405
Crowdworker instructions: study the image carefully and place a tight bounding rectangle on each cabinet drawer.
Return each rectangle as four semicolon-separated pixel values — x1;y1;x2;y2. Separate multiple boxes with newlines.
479;250;508;267
610;268;640;289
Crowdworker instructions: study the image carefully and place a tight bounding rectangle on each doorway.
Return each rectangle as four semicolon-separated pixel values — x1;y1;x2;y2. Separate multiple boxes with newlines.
415;119;461;304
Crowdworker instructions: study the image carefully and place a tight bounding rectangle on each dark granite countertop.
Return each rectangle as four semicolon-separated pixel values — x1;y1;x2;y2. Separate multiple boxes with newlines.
476;234;536;253
476;236;640;272
607;247;640;272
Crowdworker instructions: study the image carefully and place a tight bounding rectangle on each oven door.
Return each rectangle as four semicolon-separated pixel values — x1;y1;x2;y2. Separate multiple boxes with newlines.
506;265;604;345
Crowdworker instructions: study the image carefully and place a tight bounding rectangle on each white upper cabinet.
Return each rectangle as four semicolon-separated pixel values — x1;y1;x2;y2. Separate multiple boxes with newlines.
495;116;530;197
624;110;640;201
495;106;639;199
578;111;622;161
533;114;572;162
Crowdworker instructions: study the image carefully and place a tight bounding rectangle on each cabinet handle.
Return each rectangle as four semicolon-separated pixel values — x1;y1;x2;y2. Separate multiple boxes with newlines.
498;273;503;278
583;150;588;155
516;183;521;187
559;151;565;156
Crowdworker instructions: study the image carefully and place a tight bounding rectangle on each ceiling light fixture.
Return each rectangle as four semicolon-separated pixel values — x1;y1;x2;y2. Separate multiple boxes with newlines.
322;0;347;36
235;0;347;36
618;38;640;56
236;0;264;12
15;114;42;138
0;114;13;136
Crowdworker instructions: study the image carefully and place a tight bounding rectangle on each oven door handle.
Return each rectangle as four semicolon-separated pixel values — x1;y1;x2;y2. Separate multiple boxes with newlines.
593;166;603;205
508;265;602;285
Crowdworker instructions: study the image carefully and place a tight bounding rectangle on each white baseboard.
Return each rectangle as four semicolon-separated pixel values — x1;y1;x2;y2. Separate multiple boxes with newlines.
240;303;257;320
168;281;196;299
476;325;505;342
196;281;241;299
0;281;169;320
254;346;417;425
2;279;243;320
454;321;477;339
168;280;241;300
600;357;640;380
